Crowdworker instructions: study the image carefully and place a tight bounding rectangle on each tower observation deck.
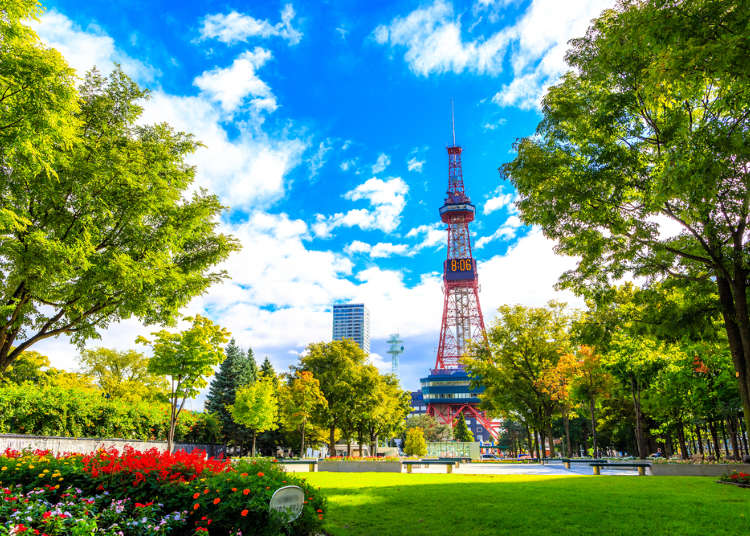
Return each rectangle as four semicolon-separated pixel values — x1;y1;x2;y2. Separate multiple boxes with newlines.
420;116;499;442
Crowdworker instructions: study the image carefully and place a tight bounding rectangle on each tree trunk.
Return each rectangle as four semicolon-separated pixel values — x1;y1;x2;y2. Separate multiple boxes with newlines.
546;420;556;458
329;425;336;457
538;429;545;459
357;429;364;457
676;422;688;459
346;439;351;457
709;420;721;459
589;398;598;458
727;416;740;460
630;378;645;458
524;424;533;457
739;416;749;455
715;276;750;434
252;431;257;457
695;426;704;457
563;411;571;458
300;420;306;457
720;420;731;458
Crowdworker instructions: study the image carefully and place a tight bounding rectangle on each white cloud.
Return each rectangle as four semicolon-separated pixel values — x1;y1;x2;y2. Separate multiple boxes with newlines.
482;117;507;131
480;228;582;315
406;223;444;250
475;214;522;248
139;92;306;208
407;157;425;172
309;139;333;178
373;0;513;76
374;0;614;108
33;10;157;81
313;177;409;237
200;4;302;46
493;0;614;109
483;191;514;215
344;241;414;258
372;153;391;174
193;48;275;113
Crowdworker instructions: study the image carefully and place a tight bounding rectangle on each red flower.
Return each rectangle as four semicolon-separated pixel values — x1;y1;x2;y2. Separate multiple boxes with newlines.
241;509;248;517
257;472;264;477
213;497;220;504
243;489;250;495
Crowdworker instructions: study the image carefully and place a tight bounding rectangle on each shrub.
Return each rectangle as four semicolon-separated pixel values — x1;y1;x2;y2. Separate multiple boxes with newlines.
0;447;326;535
404;427;427;457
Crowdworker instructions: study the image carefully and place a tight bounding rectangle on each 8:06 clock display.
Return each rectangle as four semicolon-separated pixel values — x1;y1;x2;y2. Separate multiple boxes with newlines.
444;257;476;281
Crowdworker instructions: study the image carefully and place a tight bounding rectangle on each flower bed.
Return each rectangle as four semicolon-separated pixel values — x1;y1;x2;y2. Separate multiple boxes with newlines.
718;470;750;488
0;447;326;535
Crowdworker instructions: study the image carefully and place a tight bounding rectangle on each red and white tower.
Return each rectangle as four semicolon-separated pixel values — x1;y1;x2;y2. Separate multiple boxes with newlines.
422;112;499;441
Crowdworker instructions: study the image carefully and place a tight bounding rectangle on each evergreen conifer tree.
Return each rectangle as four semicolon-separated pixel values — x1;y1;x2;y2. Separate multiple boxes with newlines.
453;413;475;442
205;339;257;447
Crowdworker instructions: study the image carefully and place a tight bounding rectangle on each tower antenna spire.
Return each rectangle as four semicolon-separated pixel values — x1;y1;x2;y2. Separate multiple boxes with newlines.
451;99;456;146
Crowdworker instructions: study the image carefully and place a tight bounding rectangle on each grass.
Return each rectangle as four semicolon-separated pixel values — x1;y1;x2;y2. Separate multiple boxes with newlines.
301;472;750;535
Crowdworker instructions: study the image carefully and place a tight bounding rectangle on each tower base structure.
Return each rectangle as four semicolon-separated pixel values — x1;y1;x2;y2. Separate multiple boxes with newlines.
421;368;500;442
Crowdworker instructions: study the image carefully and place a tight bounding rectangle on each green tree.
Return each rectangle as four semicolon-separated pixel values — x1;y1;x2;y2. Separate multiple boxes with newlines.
279;370;327;456
298;340;367;456
0;0;79;178
0;350;50;384
357;373;412;456
603;333;669;458
570;345;612;458
404;427;427;457
465;302;572;458
229;376;279;456
453;413;474;442
78;347;166;401
0;67;239;374
503;0;750;431
139;315;230;452
538;351;580;457
205;339;257;447
405;414;453;442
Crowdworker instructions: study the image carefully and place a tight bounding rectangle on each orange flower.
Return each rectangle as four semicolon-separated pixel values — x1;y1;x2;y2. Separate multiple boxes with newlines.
231;488;237;492
243;489;250;495
193;503;200;510
257;472;264;477
193;493;200;499
317;509;323;513
240;472;248;477
213;498;220;505
241;509;248;517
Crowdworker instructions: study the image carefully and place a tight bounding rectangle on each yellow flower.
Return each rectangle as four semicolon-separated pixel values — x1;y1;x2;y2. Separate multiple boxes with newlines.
1;467;6;471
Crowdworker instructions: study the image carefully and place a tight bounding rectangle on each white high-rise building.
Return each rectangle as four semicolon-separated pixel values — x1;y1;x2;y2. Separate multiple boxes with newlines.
332;303;370;354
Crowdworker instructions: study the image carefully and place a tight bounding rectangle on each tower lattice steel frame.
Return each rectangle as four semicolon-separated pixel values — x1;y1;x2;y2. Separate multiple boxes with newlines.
426;132;500;441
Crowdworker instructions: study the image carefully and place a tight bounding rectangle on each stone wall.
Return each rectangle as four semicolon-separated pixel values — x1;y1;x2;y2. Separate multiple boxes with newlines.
0;433;226;458
650;462;750;476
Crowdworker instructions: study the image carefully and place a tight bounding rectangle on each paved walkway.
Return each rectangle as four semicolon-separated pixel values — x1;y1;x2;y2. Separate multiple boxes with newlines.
410;462;643;476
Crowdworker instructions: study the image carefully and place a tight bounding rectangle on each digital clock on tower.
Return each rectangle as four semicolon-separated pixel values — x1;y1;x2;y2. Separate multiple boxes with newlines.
444;257;476;281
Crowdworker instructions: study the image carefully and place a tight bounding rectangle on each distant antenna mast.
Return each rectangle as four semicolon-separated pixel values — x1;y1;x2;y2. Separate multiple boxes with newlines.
386;333;404;376
451;99;456;146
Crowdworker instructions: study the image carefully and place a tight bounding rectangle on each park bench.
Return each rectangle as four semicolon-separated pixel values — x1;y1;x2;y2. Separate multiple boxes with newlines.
437;457;472;465
540;458;564;465
590;461;650;476
403;460;457;474
561;458;608;469
278;459;318;472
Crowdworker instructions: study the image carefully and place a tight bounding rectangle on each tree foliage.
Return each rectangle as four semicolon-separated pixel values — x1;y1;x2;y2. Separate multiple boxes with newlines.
279;370;327;456
0;66;239;374
404;427;427;457
230;376;279;456
205;339;257;447
404;414;453;442
453;413;474;442
503;0;750;429
78;347;166;401
139;315;229;451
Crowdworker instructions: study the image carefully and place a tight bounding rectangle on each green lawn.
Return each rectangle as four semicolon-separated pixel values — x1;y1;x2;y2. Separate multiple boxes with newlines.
301;473;750;535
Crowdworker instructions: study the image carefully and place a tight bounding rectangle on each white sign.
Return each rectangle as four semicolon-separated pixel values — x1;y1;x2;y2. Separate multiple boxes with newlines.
269;485;305;523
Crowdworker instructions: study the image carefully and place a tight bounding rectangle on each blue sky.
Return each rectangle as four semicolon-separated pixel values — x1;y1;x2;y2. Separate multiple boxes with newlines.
32;0;613;399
